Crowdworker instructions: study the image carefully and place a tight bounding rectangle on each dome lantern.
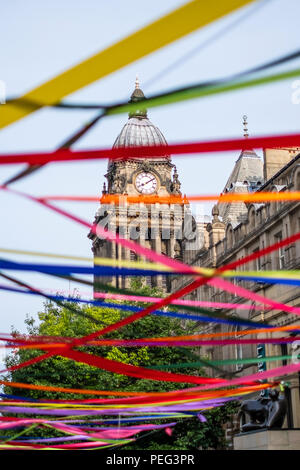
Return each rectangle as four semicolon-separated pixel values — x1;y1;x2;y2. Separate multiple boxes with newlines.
128;76;148;119
111;80;170;161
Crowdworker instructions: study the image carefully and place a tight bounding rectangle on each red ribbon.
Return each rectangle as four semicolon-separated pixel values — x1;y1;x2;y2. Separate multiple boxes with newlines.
55;349;223;385
2;186;300;387
0;132;300;165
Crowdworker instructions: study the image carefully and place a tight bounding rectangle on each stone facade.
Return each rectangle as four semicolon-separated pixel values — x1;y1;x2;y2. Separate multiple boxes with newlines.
263;147;300;181
172;149;300;431
219;148;263;226
89;84;200;292
234;429;300;450
90;90;300;440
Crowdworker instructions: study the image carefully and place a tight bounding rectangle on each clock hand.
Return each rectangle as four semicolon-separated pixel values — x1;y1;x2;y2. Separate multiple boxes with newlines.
141;177;155;187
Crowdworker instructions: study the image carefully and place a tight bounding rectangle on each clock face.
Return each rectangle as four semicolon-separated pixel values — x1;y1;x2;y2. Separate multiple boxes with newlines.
135;172;158;194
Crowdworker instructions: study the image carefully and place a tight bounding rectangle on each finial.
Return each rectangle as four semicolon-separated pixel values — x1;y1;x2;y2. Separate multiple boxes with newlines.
212;204;220;222
135;75;140;89
243;115;249;139
102;181;107;195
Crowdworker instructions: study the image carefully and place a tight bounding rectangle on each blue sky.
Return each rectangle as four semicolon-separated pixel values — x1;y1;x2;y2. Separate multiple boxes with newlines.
0;0;300;340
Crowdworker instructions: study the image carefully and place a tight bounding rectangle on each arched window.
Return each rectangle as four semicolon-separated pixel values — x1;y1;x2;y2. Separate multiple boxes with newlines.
226;225;234;250
130;250;138;261
249;207;256;229
294;169;300;191
235;325;243;371
269;186;279;216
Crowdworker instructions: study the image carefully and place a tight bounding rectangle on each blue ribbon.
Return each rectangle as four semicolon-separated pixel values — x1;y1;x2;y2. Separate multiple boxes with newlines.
236;276;300;286
0;259;176;276
0;283;273;329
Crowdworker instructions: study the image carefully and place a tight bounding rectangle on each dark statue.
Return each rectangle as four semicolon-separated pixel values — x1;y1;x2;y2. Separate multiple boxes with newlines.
238;389;287;432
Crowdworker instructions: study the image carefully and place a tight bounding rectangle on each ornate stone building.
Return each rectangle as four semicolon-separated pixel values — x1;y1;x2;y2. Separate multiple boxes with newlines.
172;131;300;431
89;81;199;292
90;90;300;436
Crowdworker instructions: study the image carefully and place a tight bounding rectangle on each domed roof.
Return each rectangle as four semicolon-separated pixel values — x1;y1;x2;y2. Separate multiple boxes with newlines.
111;81;169;159
113;117;168;148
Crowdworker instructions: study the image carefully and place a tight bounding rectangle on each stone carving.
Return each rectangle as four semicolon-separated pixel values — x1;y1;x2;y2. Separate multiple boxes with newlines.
141;161;151;172
171;166;181;195
174;239;182;260
238;389;287;432
212;204;220;222
111;168;126;194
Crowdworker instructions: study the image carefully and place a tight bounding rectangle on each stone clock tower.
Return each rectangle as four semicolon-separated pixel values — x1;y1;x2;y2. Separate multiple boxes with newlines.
89;80;191;292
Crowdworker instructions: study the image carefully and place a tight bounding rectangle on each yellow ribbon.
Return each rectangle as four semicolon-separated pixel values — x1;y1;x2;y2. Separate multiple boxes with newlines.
1;0;254;130
0;247;170;272
1;247;300;281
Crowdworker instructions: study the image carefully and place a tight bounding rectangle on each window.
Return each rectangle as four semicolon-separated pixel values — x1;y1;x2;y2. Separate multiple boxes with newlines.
285;224;290;263
130;250;138;261
191;290;198;300
275;232;285;269
232;277;237;297
281;343;288;366
235;326;243;371
295;169;300;191
253;248;261;271
227;228;234;249
249;181;259;192
261;240;265;270
249;209;256;229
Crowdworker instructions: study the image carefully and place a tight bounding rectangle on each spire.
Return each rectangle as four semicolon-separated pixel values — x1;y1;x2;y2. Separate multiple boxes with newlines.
171;165;181;195
243;115;249;139
135;75;140;89
129;76;147;119
130;76;144;100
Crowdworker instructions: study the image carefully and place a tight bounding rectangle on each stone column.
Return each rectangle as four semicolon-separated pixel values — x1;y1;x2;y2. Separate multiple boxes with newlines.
289;375;300;427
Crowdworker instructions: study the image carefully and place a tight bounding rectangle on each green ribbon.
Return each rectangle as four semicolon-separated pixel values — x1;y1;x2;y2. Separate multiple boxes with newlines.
107;66;300;116
149;354;296;370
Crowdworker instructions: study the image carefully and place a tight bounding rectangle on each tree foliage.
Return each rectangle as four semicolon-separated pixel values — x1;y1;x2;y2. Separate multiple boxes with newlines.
3;279;238;449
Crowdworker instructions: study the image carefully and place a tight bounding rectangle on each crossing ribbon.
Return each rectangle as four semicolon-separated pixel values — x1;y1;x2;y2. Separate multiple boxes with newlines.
0;0;254;130
1;132;300;165
40;192;300;204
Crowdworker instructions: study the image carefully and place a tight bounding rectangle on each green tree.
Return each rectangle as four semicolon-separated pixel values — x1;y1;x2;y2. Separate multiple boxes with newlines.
3;280;237;449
